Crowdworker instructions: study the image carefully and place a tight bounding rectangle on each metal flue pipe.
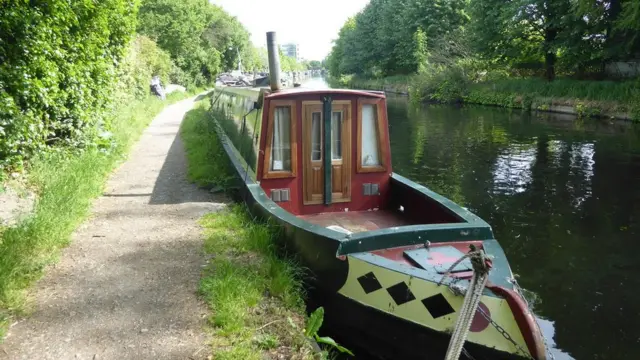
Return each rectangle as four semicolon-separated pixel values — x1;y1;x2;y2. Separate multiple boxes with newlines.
266;31;282;91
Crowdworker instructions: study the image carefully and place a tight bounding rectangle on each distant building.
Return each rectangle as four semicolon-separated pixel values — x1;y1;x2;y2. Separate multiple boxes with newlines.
280;43;300;61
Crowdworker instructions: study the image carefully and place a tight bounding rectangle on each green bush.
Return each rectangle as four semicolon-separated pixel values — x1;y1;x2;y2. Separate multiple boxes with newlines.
113;35;174;101
137;0;231;87
0;0;139;173
411;65;472;103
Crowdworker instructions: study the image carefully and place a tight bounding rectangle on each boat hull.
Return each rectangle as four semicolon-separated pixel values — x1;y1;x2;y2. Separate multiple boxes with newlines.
209;90;544;360
336;253;536;359
318;291;531;360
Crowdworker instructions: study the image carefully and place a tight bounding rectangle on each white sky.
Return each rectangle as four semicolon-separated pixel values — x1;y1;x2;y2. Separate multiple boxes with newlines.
210;0;370;61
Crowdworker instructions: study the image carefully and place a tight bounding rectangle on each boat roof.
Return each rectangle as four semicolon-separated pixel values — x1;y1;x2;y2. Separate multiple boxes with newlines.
265;87;386;99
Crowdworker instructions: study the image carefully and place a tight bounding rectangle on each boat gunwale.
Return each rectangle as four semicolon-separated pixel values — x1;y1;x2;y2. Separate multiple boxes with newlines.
213;113;496;250
347;247;503;296
346;239;514;291
210;90;497;252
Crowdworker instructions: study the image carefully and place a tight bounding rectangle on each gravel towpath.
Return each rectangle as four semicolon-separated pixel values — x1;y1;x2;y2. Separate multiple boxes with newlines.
1;95;223;360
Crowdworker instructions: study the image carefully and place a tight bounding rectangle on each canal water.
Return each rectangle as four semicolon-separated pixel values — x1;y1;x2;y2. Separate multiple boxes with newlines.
304;77;640;360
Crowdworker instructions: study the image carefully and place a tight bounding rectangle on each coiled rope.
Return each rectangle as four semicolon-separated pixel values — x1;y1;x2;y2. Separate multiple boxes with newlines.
443;247;491;360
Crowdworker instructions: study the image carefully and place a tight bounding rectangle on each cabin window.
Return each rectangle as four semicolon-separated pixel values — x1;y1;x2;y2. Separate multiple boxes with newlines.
361;105;379;166
357;98;387;173
331;111;343;160
270;107;291;171
311;112;322;161
263;100;297;179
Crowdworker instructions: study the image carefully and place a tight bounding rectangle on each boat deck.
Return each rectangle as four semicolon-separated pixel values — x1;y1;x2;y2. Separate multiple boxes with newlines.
298;210;414;234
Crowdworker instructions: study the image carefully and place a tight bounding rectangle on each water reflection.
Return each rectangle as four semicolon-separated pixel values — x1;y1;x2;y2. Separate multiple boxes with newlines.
300;76;330;89
493;143;536;195
385;96;640;360
311;78;639;359
537;317;575;360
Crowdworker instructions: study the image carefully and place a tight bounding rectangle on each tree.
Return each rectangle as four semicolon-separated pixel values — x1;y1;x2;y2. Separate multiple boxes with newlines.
328;0;640;80
308;60;323;70
138;0;253;85
0;0;139;169
327;0;469;77
242;46;268;73
202;7;252;72
326;17;357;75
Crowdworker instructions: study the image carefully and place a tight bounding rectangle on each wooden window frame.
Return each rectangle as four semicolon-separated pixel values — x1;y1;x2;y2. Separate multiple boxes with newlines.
357;98;387;173
301;100;352;205
302;101;323;205
263;100;298;179
330;100;352;203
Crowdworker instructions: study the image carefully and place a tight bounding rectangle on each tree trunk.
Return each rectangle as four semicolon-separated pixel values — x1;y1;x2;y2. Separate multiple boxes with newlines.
606;0;623;61
545;50;556;81
544;27;558;81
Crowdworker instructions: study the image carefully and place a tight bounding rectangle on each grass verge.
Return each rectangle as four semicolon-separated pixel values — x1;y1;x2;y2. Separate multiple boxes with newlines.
180;101;236;189
199;206;314;360
180;99;320;359
0;89;202;338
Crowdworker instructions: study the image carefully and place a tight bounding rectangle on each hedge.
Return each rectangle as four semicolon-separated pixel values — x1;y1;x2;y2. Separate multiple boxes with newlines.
0;0;140;173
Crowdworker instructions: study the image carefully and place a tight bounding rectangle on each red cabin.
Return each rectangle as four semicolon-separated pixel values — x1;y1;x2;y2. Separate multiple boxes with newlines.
256;89;393;222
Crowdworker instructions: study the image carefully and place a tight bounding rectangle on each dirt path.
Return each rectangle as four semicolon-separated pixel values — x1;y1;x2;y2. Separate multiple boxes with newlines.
1;95;223;360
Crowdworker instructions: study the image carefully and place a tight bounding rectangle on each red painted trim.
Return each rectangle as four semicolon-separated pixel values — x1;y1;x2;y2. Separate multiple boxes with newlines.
266;89;386;99
370;241;485;266
486;285;547;360
257;93;392;215
369;241;545;358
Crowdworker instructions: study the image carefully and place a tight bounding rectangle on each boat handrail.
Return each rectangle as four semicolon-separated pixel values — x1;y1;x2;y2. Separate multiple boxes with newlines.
335;223;495;255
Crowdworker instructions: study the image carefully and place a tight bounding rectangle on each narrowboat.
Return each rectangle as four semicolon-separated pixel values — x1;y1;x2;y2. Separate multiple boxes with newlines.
207;32;547;360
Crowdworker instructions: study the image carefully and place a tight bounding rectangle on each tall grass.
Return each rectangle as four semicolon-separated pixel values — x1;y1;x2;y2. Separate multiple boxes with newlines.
0;90;197;338
481;77;640;104
198;206;313;360
180;101;316;359
330;74;411;94
335;70;640;120
180;102;235;189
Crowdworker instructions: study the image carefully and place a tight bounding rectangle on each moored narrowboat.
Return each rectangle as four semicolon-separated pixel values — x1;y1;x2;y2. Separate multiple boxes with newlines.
208;32;547;360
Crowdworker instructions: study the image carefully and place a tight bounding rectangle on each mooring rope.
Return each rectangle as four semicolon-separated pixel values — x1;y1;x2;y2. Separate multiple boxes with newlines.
443;248;491;360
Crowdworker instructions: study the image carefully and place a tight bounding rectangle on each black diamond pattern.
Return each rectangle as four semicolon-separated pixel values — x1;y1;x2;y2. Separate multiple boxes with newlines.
422;293;455;319
386;282;416;305
357;272;383;294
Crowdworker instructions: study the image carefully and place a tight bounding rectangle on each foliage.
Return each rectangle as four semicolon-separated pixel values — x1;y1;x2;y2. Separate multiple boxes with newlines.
411;65;472;103
0;0;139;173
329;0;640;82
279;49;307;72
181;101;235;189
138;0;253;86
196;201;313;358
327;0;468;77
0;91;196;336
305;307;353;356
242;46;269;73
113;35;174;101
306;60;323;70
469;0;640;79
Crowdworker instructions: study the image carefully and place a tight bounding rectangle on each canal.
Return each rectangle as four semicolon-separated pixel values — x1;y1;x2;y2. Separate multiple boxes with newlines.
305;77;640;360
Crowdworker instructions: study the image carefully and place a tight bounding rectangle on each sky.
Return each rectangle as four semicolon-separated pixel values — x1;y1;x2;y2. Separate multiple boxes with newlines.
210;0;370;61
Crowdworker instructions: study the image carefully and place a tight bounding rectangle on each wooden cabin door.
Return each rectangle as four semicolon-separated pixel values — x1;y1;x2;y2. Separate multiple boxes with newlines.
302;102;351;205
